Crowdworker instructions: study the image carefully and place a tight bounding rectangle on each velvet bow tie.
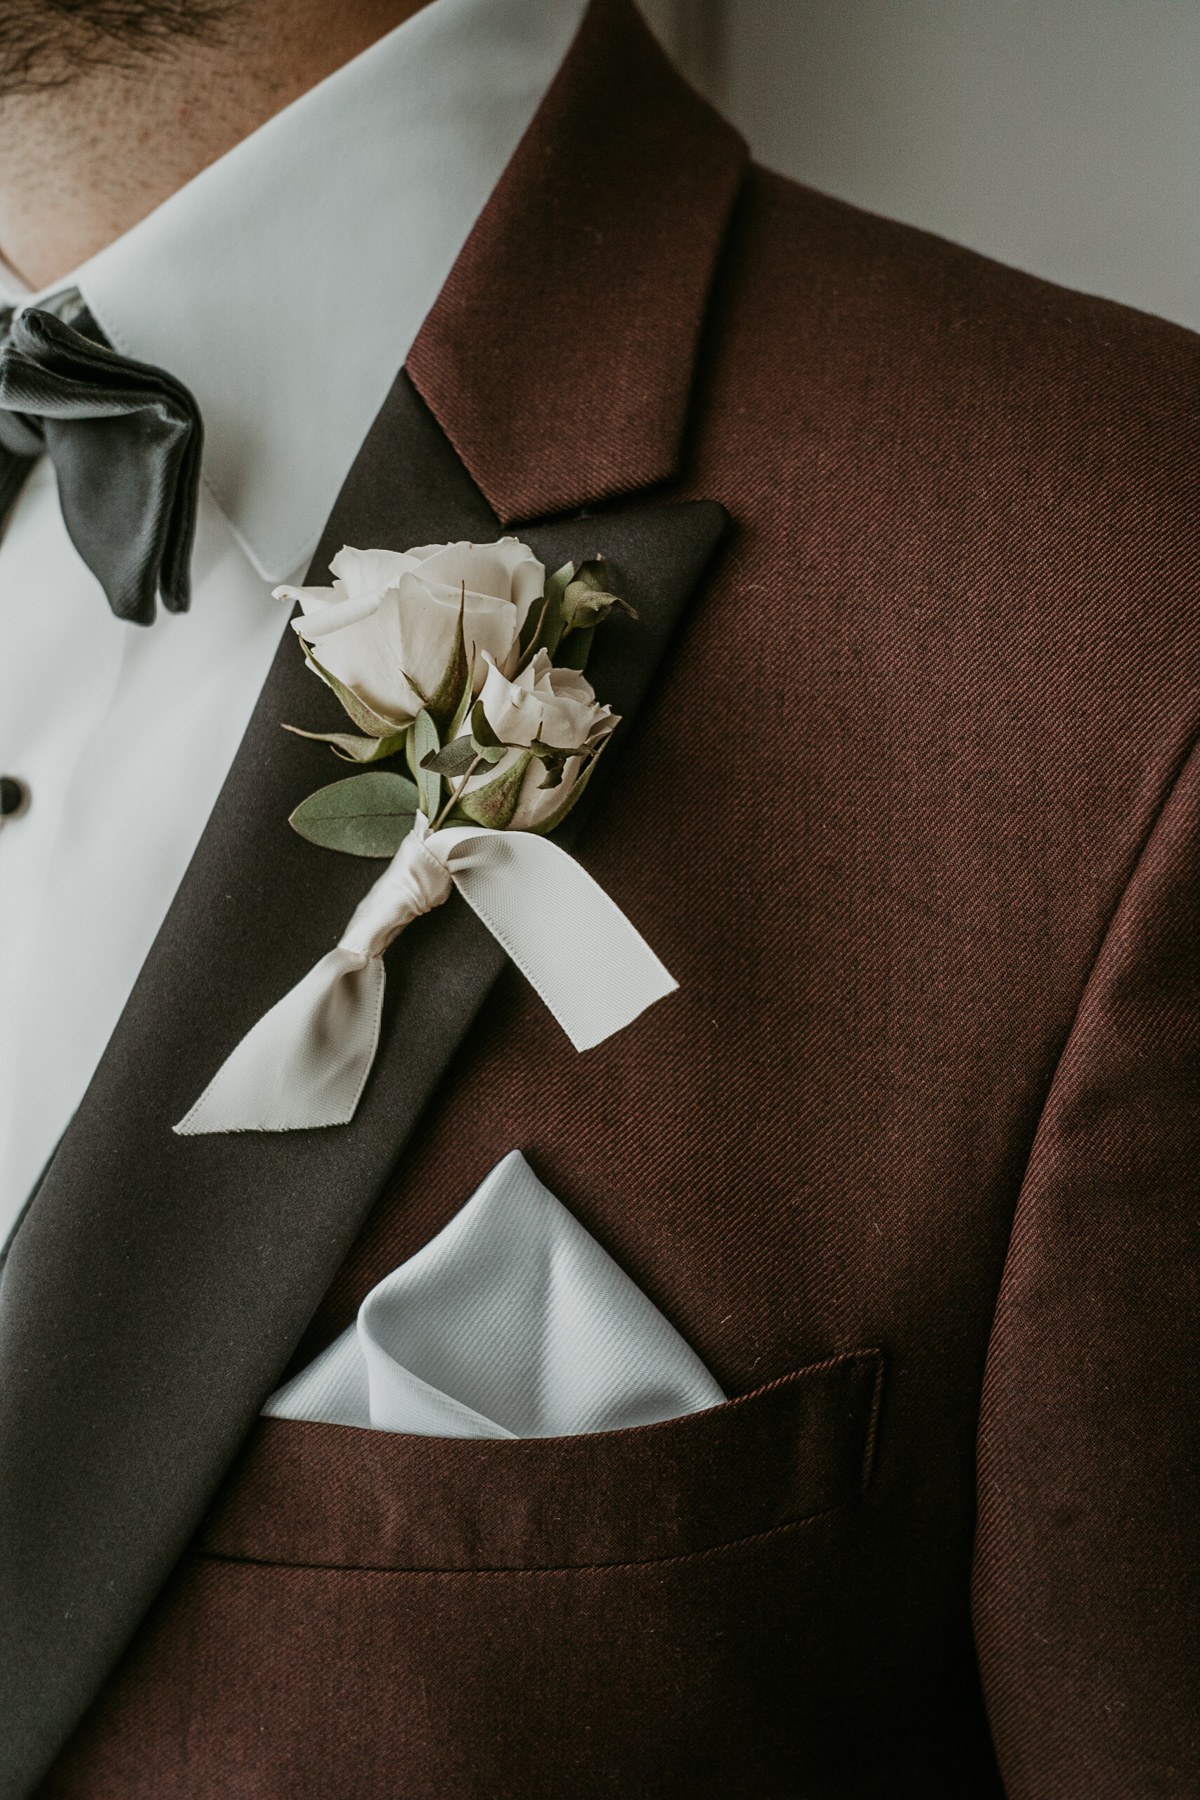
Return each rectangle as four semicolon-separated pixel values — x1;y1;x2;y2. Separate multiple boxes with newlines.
0;303;203;626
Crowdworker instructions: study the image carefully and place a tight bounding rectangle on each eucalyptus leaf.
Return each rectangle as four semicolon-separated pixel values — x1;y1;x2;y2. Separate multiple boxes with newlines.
420;735;480;778
288;771;419;859
282;723;408;764
454;748;533;830
302;646;403;739
412;708;441;820
473;741;509;766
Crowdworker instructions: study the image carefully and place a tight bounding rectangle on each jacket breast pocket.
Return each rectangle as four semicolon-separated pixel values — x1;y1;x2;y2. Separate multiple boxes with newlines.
47;1352;884;1800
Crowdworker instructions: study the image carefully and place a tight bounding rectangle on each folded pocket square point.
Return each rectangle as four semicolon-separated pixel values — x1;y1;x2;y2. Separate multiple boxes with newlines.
264;1149;724;1440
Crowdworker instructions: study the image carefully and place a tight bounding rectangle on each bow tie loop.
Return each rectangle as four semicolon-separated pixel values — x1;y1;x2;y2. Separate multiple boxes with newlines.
0;303;204;625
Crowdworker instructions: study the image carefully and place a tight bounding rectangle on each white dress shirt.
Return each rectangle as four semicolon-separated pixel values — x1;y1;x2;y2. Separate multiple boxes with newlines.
0;0;588;1243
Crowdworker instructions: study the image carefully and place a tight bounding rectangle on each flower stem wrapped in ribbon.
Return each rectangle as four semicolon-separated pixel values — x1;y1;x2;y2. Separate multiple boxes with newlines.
175;540;675;1135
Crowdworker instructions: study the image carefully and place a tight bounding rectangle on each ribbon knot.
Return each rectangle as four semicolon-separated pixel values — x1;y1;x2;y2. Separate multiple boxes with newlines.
175;818;679;1136
339;820;454;959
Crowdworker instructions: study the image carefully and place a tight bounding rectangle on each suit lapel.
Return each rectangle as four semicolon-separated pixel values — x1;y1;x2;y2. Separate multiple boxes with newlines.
0;379;726;1792
0;4;746;1790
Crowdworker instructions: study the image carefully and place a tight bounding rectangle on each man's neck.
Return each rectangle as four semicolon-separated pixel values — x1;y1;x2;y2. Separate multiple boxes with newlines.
0;0;429;290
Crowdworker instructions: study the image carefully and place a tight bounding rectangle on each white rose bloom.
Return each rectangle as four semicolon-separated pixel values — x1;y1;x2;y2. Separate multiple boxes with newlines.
462;649;619;831
275;539;544;729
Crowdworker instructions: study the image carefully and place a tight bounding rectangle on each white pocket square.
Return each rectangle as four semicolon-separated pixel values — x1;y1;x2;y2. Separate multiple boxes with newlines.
264;1149;725;1438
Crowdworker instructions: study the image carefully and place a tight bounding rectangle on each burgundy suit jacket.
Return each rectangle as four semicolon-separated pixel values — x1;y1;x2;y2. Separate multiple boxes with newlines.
6;3;1196;1795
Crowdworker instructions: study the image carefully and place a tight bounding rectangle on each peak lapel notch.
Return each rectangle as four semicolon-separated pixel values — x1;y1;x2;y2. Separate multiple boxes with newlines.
408;0;748;525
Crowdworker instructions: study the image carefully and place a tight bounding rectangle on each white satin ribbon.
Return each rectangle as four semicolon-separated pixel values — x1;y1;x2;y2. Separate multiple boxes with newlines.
174;815;677;1134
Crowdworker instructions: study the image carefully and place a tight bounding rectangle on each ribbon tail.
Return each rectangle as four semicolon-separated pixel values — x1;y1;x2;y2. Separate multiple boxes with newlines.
441;829;678;1052
174;947;385;1135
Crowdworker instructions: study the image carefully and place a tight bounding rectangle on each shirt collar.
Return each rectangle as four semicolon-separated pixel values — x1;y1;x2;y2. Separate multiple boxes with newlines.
24;0;586;584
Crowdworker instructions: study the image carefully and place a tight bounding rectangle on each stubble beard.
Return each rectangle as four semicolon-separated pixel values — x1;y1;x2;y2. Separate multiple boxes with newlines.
0;0;238;98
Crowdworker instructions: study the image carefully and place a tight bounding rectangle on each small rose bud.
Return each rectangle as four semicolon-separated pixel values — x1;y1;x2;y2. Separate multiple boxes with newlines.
456;649;619;831
560;558;638;633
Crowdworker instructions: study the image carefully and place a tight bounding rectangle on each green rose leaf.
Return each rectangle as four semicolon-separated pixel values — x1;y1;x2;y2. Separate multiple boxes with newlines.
282;723;408;763
288;771;419;859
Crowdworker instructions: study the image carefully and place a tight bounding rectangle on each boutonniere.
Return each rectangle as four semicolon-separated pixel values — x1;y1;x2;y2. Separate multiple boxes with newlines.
282;538;627;848
175;540;677;1136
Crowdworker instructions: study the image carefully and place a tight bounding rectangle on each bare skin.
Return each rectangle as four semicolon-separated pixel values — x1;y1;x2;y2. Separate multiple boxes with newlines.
0;0;430;289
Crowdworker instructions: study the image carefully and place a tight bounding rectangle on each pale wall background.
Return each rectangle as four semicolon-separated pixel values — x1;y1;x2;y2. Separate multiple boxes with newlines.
639;0;1199;332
